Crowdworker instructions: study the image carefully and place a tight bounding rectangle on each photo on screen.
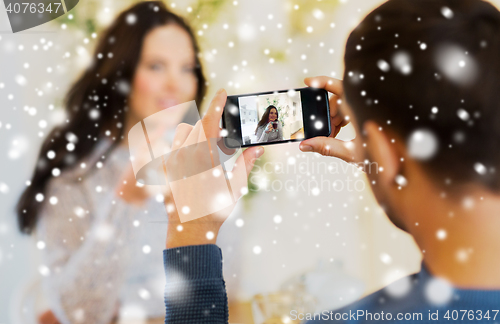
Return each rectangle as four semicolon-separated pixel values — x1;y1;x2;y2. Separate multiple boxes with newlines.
238;91;304;145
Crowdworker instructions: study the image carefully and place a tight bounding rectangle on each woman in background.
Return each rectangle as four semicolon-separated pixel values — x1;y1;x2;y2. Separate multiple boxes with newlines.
15;2;206;323
254;105;283;143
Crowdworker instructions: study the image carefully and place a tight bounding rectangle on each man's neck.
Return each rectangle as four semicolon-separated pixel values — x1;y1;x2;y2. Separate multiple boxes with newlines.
413;187;500;290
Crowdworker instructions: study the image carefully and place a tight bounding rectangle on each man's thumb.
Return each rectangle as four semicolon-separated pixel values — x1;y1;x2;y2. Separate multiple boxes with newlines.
299;137;355;162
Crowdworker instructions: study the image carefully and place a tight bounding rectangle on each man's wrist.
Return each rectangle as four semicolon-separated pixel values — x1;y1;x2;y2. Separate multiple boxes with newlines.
166;225;220;249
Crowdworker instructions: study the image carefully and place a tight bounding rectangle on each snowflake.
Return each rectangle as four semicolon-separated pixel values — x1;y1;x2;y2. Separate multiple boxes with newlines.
126;13;137;25
407;129;438;161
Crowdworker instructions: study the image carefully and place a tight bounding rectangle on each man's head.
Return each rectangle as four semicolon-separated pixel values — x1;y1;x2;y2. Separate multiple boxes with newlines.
342;0;500;232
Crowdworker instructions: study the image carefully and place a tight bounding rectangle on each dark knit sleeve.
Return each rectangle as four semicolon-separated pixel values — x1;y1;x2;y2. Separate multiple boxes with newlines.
163;244;229;324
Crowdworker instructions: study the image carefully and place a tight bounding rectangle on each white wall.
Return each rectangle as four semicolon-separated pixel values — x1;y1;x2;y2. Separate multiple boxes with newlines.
0;10;70;322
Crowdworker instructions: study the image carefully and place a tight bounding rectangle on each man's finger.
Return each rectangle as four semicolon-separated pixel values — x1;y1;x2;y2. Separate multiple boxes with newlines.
217;139;237;156
171;123;193;151
232;146;264;178
299;137;355;162
331;114;346;128
304;76;343;96
328;93;340;118
202;88;227;140
332;126;342;138
183;120;203;147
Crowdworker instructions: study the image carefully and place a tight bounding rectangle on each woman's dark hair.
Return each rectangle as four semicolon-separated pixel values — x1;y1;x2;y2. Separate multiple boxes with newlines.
255;105;278;134
344;0;500;191
16;1;206;234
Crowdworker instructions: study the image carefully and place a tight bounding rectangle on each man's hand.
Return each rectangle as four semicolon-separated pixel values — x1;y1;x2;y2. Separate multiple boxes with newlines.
164;89;264;248
299;76;360;162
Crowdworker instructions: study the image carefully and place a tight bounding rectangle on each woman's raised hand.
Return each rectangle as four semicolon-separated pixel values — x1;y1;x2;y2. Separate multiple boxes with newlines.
265;122;273;133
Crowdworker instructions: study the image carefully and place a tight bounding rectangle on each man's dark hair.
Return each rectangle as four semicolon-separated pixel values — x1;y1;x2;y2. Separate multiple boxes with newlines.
344;0;500;191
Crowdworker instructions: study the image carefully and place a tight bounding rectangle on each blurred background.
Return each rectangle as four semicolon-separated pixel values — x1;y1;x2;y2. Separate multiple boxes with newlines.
6;0;495;322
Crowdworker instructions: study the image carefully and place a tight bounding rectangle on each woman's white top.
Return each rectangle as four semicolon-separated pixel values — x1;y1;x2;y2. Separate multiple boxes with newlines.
36;138;167;324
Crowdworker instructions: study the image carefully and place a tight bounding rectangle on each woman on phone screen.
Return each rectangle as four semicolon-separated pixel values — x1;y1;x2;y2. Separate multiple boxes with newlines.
15;2;206;323
255;105;283;143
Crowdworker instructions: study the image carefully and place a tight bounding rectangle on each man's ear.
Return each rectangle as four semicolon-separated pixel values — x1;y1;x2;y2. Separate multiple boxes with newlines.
363;121;401;187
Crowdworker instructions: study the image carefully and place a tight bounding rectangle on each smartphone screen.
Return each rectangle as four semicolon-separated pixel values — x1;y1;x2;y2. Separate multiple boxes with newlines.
222;87;331;148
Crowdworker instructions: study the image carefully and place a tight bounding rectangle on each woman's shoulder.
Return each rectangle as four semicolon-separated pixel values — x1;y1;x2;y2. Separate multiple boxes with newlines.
45;139;129;204
59;138;116;181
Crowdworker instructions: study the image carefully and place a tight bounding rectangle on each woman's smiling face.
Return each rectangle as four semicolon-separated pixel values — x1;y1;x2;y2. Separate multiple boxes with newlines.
269;108;278;122
127;24;198;124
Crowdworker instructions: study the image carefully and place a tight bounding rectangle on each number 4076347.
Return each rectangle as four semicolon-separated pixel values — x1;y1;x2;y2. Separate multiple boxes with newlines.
5;2;62;14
